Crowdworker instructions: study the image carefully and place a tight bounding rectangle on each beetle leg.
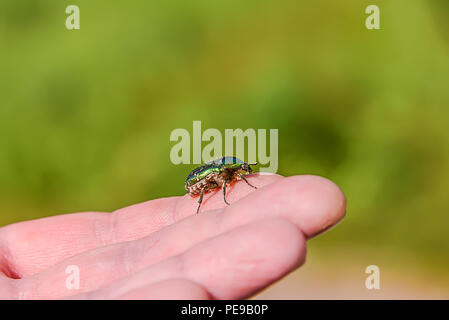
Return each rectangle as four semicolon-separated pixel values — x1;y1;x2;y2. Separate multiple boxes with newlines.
238;173;257;189
197;188;205;214
222;181;230;206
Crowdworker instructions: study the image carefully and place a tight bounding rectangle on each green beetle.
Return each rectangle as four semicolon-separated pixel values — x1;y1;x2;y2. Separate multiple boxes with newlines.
185;156;257;214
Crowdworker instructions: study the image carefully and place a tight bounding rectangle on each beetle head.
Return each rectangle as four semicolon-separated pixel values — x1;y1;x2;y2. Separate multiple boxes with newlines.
243;162;257;173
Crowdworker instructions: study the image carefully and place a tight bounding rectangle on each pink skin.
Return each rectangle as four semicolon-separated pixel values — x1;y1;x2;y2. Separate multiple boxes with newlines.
0;174;346;300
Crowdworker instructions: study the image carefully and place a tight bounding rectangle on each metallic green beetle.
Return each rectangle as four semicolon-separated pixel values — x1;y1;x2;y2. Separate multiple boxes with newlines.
185;156;257;214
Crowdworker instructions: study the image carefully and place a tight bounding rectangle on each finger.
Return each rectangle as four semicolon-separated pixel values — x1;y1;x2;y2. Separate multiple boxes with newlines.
0;174;282;277
69;218;306;300
224;175;347;238
11;175;344;298
174;174;346;238
86;279;210;300
0;211;112;278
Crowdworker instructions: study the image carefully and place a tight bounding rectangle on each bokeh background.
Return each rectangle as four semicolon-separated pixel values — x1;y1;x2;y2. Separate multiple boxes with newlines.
1;0;448;298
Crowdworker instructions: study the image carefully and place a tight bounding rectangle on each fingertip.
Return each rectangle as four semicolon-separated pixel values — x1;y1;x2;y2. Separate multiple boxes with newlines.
226;174;346;239
214;217;306;299
282;175;347;237
257;217;307;270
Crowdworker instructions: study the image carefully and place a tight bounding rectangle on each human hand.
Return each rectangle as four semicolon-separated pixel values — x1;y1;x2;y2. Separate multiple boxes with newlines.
0;174;346;299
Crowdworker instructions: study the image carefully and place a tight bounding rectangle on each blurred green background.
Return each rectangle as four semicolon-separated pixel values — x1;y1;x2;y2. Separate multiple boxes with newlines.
1;0;448;297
